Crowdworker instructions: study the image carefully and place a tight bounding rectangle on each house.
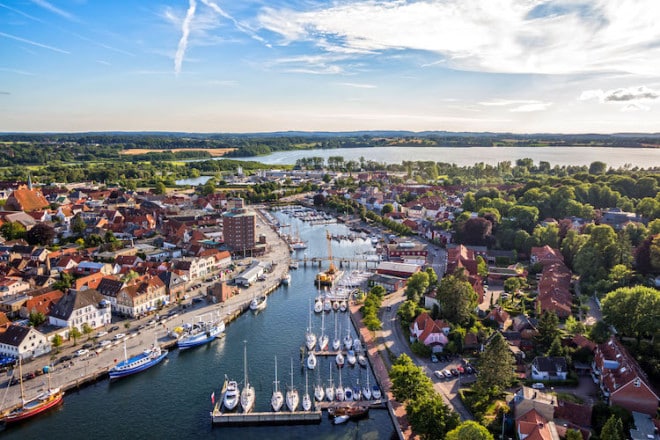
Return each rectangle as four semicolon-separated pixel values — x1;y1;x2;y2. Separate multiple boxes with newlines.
516;408;560;440
0;277;31;298
535;262;573;318
375;261;421;278
409;312;449;352
592;336;660;416
96;276;125;309
157;271;187;302
4;188;50;212
530;245;564;266
0;324;51;360
513;386;556;421
115;276;167;318
531;356;568;381
19;288;64;319
486;306;512;330
48;289;111;333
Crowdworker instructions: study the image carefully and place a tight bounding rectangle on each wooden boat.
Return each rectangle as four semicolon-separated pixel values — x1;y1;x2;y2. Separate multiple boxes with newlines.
327;404;370;419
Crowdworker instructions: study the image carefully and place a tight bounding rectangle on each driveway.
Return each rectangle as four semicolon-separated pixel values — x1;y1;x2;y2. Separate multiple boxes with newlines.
378;290;473;421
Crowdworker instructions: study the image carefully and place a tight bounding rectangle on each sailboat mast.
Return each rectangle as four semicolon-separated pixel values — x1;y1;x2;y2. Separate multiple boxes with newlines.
274;356;279;393
243;341;248;387
18;358;25;405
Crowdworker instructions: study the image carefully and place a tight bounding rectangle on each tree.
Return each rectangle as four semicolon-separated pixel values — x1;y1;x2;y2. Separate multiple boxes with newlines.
29;311;46;327
508;205;539;233
504;277;526;294
437;271;478;325
152;181;166;195
547;336;565;357
600;415;624;440
200;178;216;196
390;354;434;402
52;272;73;291
535;311;560;350
69;327;81;345
405;271;430;303
407;394;460;440
589;161;607;175
565;429;583;440
461;217;493;246
601;286;660;340
81;323;93;340
574;225;618;285
446;420;494;440
71;214;86;235
381;203;394;215
312;193;326;206
398;300;421;327
475;332;515;394
51;334;63;352
425;266;438;286
0;221;26;240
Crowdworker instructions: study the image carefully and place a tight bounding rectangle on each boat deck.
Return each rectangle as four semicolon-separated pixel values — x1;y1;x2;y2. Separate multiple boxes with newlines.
211;410;322;426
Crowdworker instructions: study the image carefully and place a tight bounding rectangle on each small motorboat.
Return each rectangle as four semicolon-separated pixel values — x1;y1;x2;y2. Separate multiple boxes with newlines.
334;414;350;424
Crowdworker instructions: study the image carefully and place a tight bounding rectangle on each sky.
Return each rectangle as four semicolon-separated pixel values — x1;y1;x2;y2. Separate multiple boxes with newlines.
2;0;660;134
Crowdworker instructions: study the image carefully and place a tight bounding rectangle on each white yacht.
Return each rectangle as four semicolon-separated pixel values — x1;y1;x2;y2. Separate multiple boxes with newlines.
271;357;284;412
286;359;299;412
239;342;255;413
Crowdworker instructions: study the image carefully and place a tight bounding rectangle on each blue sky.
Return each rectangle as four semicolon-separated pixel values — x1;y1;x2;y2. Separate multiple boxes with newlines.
2;0;660;133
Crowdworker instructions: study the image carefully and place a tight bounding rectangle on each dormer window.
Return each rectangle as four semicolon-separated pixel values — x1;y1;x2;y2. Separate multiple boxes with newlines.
633;378;641;388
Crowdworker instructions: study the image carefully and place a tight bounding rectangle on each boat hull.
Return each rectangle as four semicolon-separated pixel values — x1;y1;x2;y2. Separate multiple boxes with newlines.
1;390;63;424
177;325;224;350
109;350;168;380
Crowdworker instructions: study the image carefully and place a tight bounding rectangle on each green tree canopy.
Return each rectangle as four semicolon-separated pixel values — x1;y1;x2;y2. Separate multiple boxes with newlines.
601;286;660;340
600;415;625;440
535;311;560;350
405;271;430;303
475;332;515;394
390;354;434;403
437;270;478;325
407;394;460;440
446;420;494;440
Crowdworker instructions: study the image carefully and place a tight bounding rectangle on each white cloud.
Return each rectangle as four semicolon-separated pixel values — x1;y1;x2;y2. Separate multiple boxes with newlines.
30;0;78;22
479;99;552;112
580;85;660;103
621;103;650;112
0;31;69;54
257;0;660;76
174;0;197;76
336;82;376;89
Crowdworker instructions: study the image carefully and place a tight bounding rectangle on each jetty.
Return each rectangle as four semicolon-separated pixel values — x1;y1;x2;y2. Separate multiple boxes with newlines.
211;409;322;426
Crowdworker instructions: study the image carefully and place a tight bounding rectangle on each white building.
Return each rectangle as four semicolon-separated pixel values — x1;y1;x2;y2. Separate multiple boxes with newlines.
48;289;111;335
0;325;51;360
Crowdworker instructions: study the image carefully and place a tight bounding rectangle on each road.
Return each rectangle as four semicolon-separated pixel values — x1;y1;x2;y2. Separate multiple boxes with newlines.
378;289;474;421
2;206;291;411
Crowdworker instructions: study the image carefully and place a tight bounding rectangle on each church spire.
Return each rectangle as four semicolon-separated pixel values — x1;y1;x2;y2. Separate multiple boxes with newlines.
27;174;33;190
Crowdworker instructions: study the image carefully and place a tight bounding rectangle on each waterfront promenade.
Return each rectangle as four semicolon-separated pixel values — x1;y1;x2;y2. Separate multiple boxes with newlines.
0;206;291;413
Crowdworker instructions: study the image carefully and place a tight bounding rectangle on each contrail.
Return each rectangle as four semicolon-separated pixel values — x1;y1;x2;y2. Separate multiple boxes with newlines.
200;0;269;45
174;0;197;76
0;31;70;54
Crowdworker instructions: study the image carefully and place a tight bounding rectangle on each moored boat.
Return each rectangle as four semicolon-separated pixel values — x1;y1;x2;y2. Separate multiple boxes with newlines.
339;300;347;312
306;351;317;370
335;351;344;367
372;385;381;400
281;273;291;285
177;319;225;350
305;301;317;350
325;364;335;402
222;379;239;411
271;357;284;412
286;358;299;412
314;367;325;402
249;295;267;312
346;350;356;367
109;341;167;380
328;404;370;420
358;351;367;368
0;362;63;425
240;342;255;413
362;374;372;400
302;370;312;412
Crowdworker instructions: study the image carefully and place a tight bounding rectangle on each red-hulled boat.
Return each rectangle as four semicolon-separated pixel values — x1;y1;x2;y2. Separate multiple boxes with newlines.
1;361;64;425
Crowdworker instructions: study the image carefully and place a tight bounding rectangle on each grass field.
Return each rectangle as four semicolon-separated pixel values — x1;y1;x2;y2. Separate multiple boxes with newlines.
119;148;235;156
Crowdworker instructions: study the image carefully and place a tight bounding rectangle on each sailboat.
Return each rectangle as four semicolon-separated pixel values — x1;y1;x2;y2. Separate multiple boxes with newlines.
302;369;312;411
358;350;367;368
372;382;382;400
332;314;341;351
313;295;323;314
339;300;347;312
0;360;63;424
362;373;372;400
305;299;317;351
271;357;284;412
346;349;356;367
335;350;345;367
318;309;329;351
325;364;335;402
240;342;255;413
343;314;353;350
306;350;317;370
314;366;324;402
286;358;299;412
335;367;344;401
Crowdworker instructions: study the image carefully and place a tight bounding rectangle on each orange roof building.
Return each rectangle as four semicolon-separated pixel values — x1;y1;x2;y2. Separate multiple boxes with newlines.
4;188;49;212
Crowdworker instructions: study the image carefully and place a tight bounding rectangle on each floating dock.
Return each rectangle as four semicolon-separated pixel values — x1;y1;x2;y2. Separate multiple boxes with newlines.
211;410;322;426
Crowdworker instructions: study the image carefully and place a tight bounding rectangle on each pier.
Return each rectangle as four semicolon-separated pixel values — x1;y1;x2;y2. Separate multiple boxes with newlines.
211;410;322;426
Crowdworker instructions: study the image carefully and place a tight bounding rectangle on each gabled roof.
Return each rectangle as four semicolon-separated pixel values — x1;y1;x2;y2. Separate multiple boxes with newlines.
23;289;64;315
0;324;32;346
49;289;106;321
517;408;554;440
533;356;568;375
6;188;49;212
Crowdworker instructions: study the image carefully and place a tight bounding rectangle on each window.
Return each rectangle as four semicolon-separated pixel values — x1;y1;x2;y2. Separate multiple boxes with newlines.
633;378;641;388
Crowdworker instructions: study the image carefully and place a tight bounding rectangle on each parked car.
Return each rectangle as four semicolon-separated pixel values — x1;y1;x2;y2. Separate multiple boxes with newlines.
443;369;452;378
456;366;465;374
74;349;89;357
109;325;120;332
113;333;126;341
431;354;439;363
450;368;459;376
96;331;108;338
532;382;545;389
434;370;445;379
82;343;94;350
465;366;474;374
98;340;112;348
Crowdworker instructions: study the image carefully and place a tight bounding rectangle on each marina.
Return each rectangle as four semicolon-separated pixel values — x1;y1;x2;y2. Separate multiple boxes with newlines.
0;210;395;439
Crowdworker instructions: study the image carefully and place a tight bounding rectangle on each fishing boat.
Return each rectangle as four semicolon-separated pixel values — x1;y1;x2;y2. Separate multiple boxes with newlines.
302;370;312;412
335;351;344;367
176;318;225;350
249;294;267;312
271;357;284;412
305;300;317;351
362;374;372;400
335;368;344;401
318;311;329;352
240;342;255;413
286;359;299;412
281;273;291;285
222;378;239;411
0;361;63;425
109;340;167;380
346;350;356;367
306;350;317;370
314;367;324;402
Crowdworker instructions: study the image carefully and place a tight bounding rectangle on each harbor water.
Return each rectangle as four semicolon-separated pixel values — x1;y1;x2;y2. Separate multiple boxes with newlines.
1;213;395;440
